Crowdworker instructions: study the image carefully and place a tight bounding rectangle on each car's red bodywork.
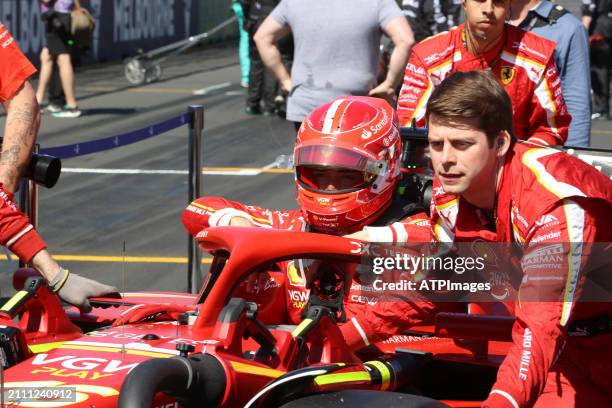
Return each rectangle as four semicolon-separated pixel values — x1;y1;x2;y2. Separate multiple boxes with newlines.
0;227;514;407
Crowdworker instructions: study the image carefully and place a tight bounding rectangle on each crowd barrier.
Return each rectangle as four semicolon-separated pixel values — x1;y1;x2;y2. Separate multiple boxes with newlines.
23;105;205;293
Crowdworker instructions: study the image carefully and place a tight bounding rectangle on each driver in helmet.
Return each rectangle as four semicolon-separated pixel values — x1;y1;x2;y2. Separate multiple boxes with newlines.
180;95;427;324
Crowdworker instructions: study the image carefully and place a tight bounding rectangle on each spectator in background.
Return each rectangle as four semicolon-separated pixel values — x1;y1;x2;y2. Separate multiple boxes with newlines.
232;0;250;88
242;0;290;116
402;0;463;42
36;0;81;118
583;0;612;121
254;0;415;130
43;65;66;114
509;0;592;146
1;22;116;311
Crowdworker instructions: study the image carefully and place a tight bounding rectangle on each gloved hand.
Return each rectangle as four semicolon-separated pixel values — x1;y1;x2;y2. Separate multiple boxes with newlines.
49;268;118;313
112;303;194;327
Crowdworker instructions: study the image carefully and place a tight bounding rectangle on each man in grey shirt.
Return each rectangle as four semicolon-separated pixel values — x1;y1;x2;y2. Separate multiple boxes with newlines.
254;0;414;128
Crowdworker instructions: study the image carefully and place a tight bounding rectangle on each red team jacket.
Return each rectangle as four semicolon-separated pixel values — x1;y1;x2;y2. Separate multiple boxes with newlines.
397;23;571;146
0;23;46;262
342;142;612;407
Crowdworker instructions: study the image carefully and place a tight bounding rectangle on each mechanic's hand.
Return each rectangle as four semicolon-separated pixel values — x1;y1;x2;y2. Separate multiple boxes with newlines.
230;216;255;227
368;81;396;105
280;78;292;95
112;303;194;327
343;229;371;241
50;268;118;313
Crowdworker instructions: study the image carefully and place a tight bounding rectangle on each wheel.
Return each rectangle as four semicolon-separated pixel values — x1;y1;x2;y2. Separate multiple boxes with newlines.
145;63;162;84
124;58;147;85
280;390;450;408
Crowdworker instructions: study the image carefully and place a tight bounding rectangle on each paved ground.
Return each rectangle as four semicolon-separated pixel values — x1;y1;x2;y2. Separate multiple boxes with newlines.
0;21;610;296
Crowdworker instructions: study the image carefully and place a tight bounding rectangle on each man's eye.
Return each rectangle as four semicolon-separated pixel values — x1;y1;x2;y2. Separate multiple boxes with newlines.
453;141;472;149
429;141;443;149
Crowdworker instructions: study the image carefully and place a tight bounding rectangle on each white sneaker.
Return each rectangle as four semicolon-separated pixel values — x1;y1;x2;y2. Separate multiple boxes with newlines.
43;103;63;114
52;106;82;118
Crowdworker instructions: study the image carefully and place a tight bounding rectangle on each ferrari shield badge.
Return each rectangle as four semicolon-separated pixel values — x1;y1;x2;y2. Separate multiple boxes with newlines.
500;66;516;85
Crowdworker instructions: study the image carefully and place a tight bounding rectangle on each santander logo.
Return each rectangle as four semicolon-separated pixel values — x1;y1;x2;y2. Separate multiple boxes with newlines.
361;110;389;140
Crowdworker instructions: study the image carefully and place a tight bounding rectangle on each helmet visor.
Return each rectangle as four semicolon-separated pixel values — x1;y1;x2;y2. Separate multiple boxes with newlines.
297;166;375;193
296;145;387;193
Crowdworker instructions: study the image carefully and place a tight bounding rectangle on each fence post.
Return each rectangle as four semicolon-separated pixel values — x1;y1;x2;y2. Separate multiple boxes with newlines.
187;105;204;293
18;145;39;268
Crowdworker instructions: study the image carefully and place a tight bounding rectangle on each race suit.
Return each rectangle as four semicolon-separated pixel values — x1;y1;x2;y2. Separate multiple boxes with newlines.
341;141;612;407
0;23;47;262
397;23;571;146
182;197;430;324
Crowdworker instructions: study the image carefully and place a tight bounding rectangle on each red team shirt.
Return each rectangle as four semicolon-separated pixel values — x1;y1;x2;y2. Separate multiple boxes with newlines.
397;24;571;146
0;23;46;262
0;23;36;103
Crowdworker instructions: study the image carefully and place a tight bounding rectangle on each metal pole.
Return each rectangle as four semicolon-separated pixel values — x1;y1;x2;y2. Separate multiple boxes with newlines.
18;145;39;268
187;105;204;293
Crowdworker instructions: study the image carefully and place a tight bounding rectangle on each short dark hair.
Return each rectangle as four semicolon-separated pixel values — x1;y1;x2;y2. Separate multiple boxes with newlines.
425;71;515;146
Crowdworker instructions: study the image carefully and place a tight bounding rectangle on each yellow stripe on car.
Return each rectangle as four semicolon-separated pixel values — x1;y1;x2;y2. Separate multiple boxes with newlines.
291;318;313;337
1;290;28;312
29;342;66;353
366;360;392;391
314;371;371;386
230;361;285;378
57;345;174;359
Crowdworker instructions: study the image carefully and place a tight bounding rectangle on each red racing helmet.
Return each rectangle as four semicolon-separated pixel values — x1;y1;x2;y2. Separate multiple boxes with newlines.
294;96;402;234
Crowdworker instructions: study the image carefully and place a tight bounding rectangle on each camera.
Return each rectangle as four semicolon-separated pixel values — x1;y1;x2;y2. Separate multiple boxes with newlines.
0;138;62;188
25;154;62;188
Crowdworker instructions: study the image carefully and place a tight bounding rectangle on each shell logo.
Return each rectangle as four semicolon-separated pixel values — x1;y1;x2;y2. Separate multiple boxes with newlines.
1;381;118;407
286;261;306;287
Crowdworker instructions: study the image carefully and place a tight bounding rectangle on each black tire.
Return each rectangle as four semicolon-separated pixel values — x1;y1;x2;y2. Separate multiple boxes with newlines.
279;390;450;408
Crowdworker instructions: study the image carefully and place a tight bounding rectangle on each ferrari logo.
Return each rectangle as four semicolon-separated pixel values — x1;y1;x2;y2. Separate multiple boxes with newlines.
500;66;516;85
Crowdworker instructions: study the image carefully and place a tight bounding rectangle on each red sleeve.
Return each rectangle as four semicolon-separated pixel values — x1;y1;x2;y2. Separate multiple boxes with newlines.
341;298;437;349
484;199;596;407
341;212;436;349
526;58;570;146
397;51;433;127
0;23;36;103
0;186;46;263
182;196;299;236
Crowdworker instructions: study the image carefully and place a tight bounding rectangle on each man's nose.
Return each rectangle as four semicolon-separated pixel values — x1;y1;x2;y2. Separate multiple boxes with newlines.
482;0;495;14
440;143;456;165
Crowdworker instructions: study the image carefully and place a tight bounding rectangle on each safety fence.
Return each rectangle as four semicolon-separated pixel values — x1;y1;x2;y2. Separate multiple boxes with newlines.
25;106;205;293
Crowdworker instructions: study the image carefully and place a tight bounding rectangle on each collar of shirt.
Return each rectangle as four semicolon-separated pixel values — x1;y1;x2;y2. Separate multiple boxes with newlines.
518;0;554;29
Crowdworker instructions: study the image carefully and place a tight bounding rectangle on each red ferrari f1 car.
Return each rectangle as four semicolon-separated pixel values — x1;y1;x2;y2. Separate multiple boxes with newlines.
0;226;519;408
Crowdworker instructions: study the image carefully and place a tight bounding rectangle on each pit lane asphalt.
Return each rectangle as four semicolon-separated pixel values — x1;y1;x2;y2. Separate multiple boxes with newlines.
0;33;611;297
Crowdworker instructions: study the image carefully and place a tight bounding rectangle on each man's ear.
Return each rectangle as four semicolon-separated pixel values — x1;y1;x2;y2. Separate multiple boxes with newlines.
496;131;511;158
